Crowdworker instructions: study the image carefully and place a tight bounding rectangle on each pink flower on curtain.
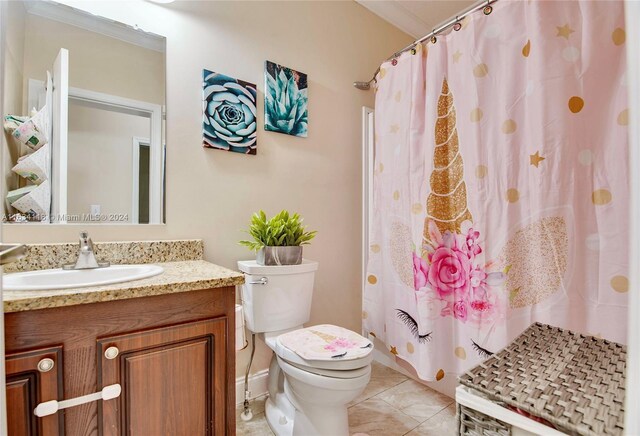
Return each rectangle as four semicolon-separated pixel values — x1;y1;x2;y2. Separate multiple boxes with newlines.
413;219;506;326
452;300;469;322
463;227;482;258
413;253;429;290
468;271;506;326
427;234;472;300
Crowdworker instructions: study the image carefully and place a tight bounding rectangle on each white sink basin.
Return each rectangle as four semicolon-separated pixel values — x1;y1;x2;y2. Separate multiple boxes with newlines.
3;264;164;291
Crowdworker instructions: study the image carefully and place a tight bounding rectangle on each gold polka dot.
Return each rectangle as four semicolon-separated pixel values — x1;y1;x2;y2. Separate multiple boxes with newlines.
367;275;377;285
370;244;380;253
454;347;467;360
506;188;520;203
393;190;400;201
502;119;517;134
395;91;402;102
473;63;489;78
592;189;612;205
568;96;584;113
378;163;384;173
611;275;628;293
470;108;483;122
618;109;628;126
362;310;368;319
379;68;387;79
411;203;422;214
612;27;626;46
406;342;415;354
522;39;531;57
436;369;445;381
476;165;488;179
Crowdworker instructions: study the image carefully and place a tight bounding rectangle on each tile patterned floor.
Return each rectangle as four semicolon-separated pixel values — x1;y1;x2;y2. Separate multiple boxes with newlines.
236;361;457;435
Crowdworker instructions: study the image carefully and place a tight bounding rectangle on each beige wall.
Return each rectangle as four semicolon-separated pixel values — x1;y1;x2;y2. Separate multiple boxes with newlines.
2;1;26;208
3;1;412;379
67;102;150;220
23;13;165;105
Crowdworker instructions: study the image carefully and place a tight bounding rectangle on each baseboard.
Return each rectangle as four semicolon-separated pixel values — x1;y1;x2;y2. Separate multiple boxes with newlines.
235;369;269;405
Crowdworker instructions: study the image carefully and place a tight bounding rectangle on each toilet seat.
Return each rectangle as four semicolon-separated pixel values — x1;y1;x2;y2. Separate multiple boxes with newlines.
285;360;372;379
264;324;374;372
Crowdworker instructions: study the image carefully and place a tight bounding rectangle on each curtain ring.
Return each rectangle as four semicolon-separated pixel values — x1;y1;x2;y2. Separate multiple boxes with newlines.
410;45;417;55
453;16;462;31
430;29;437;44
483;0;493;15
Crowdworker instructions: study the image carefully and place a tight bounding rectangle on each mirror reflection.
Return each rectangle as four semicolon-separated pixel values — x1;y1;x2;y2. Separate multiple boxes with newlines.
2;0;166;224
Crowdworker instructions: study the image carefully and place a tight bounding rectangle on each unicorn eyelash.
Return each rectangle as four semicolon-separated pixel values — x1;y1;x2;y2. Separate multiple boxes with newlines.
471;339;493;359
396;309;432;344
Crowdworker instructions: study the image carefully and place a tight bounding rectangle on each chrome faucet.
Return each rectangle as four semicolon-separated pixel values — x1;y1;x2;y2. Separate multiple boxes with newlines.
62;231;110;270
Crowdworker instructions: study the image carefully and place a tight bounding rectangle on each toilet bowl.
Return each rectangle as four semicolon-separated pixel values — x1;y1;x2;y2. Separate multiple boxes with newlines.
277;356;371;436
263;329;373;435
238;260;374;436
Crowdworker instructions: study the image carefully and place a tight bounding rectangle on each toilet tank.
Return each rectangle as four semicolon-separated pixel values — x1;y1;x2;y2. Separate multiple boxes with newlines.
238;259;318;333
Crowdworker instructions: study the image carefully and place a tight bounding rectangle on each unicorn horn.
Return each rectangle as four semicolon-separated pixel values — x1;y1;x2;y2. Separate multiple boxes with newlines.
424;78;473;245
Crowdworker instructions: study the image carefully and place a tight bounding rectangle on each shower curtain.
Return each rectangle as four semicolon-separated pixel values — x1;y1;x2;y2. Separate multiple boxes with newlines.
364;0;628;381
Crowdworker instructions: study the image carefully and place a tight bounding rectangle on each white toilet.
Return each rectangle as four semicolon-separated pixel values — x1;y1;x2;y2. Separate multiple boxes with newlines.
238;259;373;436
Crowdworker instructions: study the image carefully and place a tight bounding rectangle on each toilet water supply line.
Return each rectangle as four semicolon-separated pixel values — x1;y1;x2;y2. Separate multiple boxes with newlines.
241;333;257;421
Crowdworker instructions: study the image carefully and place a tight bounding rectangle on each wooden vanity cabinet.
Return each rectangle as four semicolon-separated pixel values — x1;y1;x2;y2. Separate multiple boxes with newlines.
4;287;236;436
5;346;64;436
98;318;227;435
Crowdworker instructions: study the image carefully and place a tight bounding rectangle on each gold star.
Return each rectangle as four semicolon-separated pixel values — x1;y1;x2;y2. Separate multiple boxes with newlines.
390;346;398;356
453;50;462;63
390;124;400;133
556;24;574;39
530;151;545;167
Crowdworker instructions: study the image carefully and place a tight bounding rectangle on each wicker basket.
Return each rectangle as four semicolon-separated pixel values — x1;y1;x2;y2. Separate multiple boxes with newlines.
457;323;626;436
457;403;511;435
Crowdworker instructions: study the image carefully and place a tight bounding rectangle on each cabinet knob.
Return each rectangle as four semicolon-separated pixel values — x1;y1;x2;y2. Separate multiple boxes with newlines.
104;346;119;360
37;358;55;373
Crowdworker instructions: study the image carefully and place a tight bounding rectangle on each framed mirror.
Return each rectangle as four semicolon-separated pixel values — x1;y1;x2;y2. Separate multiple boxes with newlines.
2;0;166;224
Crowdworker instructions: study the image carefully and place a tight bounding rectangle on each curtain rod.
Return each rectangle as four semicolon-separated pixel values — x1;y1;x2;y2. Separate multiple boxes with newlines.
354;0;499;90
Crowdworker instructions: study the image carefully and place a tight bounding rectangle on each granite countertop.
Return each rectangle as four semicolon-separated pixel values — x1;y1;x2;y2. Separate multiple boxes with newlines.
3;260;245;313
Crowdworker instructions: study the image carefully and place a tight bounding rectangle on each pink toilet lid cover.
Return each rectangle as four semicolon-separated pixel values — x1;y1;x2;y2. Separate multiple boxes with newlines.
278;324;373;361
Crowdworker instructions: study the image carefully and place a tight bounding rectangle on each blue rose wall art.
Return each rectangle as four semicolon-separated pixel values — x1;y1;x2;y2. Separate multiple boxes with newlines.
264;61;308;138
202;69;257;154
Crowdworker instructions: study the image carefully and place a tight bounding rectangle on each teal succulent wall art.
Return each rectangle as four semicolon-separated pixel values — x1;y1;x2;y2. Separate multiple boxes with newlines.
202;69;257;155
264;61;308;138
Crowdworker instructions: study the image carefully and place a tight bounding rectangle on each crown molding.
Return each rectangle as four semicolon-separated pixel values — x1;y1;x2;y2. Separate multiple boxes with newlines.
356;0;428;38
23;0;165;53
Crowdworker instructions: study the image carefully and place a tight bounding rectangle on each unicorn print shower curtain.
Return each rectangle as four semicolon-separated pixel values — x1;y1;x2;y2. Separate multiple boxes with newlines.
364;0;629;381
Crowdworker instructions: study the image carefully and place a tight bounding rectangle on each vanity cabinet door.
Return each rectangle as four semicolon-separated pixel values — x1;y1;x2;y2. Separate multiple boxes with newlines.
5;346;64;436
98;317;228;436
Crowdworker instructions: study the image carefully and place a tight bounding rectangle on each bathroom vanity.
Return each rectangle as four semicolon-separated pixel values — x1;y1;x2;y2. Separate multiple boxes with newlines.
3;240;243;435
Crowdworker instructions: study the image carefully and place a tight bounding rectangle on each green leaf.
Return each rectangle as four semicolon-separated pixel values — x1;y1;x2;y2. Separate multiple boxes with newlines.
238;209;317;250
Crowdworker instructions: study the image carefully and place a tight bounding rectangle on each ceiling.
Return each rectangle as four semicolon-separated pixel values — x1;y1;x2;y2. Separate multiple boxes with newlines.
357;0;477;39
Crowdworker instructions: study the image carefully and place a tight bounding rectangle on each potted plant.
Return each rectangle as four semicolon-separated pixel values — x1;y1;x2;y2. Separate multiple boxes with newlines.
239;210;317;265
